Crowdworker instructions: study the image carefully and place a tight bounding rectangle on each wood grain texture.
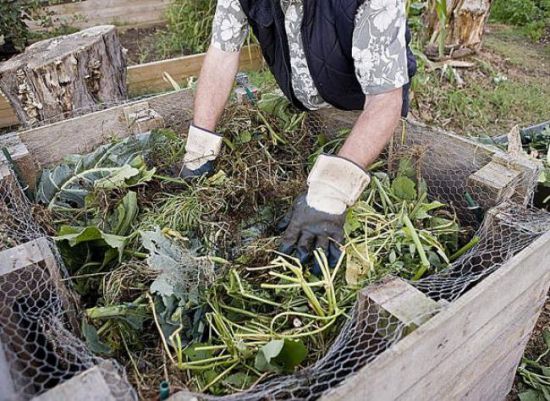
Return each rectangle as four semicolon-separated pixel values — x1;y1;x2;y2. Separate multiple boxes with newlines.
31;0;171;31
0;92;18;127
0;26;127;127
359;277;441;337
321;228;550;401
449;333;531;401
127;45;264;95
32;366;116;401
467;160;522;210
16;89;193;170
395;276;547;401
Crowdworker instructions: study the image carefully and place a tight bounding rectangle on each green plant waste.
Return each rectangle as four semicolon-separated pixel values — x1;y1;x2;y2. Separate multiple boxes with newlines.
35;96;473;398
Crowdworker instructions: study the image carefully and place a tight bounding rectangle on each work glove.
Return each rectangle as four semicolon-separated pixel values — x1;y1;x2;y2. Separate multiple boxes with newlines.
279;155;370;275
178;124;223;179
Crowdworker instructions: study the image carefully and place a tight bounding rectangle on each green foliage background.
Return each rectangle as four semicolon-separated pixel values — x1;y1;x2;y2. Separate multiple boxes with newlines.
0;0;41;53
490;0;550;40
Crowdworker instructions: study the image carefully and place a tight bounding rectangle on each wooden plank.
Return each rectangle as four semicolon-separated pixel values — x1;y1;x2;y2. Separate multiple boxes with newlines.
128;45;264;95
32;0;171;30
467;160;522;210
450;333;531;401
0;238;56;275
16;89;194;170
0;132;39;191
0;151;27;208
0;237;78;336
0;93;18;128
32;366;115;401
393;275;547;401
321;228;550;401
492;152;543;206
359;277;441;337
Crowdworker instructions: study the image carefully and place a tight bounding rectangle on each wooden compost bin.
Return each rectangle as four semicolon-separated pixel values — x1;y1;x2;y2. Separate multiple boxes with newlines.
0;90;549;401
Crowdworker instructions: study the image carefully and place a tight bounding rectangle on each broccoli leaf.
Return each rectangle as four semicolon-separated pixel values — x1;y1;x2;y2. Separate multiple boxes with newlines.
254;339;308;373
37;134;156;210
142;229;214;306
82;320;112;356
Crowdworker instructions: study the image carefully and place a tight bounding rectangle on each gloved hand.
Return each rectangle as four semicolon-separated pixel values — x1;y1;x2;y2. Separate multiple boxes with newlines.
279;155;370;275
177;124;223;179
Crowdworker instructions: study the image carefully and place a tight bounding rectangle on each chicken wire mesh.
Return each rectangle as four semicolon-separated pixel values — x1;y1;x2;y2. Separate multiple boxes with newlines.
0;163;137;401
0;92;548;401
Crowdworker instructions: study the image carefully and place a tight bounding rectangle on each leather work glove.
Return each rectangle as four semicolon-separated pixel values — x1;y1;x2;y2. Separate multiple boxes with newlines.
279;155;370;275
178;124;223;179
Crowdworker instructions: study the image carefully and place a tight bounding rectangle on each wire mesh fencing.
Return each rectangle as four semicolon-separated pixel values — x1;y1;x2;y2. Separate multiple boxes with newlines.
0;93;548;401
0;163;137;401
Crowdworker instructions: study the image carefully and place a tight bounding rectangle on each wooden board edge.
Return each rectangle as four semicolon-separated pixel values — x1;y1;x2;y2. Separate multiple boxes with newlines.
17;88;193;169
321;227;550;401
127;45;263;96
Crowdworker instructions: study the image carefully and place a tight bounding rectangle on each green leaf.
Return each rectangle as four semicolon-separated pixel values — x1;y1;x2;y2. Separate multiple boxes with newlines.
56;226;128;264
391;176;417;201
238;131;252;144
519;389;545;401
94;165;140;189
37;134;155;209
397;158;417;180
111;191;139;236
344;208;362;234
254;339;308;373
142;229;214;306
82;320;112;356
223;372;253;389
412;201;445;220
184;342;214;361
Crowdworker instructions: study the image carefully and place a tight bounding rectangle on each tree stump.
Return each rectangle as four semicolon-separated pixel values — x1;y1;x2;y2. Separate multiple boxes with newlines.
425;0;492;59
0;25;127;127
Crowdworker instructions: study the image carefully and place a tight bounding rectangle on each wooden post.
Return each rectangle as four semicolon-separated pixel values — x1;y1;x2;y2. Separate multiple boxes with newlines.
358;277;441;338
466;161;521;210
0;25;126;127
123;101;165;135
320;227;550;401
0;132;39;192
32;361;134;401
467;153;542;211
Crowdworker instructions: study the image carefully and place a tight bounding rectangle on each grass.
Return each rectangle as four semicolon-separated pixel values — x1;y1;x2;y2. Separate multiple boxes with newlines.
484;25;550;70
490;0;550;41
414;73;550;135
154;0;216;59
412;24;550;136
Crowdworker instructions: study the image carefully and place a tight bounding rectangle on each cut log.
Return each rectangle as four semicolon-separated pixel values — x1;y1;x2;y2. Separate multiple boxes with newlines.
0;25;127;127
425;0;492;59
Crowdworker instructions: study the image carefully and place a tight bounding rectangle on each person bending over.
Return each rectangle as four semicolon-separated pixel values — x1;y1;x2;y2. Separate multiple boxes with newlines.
179;0;416;272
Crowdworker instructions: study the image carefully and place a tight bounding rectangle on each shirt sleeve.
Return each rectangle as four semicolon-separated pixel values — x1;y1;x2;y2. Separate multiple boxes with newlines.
352;0;409;95
211;0;250;52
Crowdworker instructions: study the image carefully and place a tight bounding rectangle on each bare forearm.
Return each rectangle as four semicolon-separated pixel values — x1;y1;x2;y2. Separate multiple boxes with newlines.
338;88;403;168
193;46;241;131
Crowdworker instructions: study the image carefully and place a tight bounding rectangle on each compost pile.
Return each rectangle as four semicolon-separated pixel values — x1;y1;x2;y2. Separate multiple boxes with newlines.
25;94;476;399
